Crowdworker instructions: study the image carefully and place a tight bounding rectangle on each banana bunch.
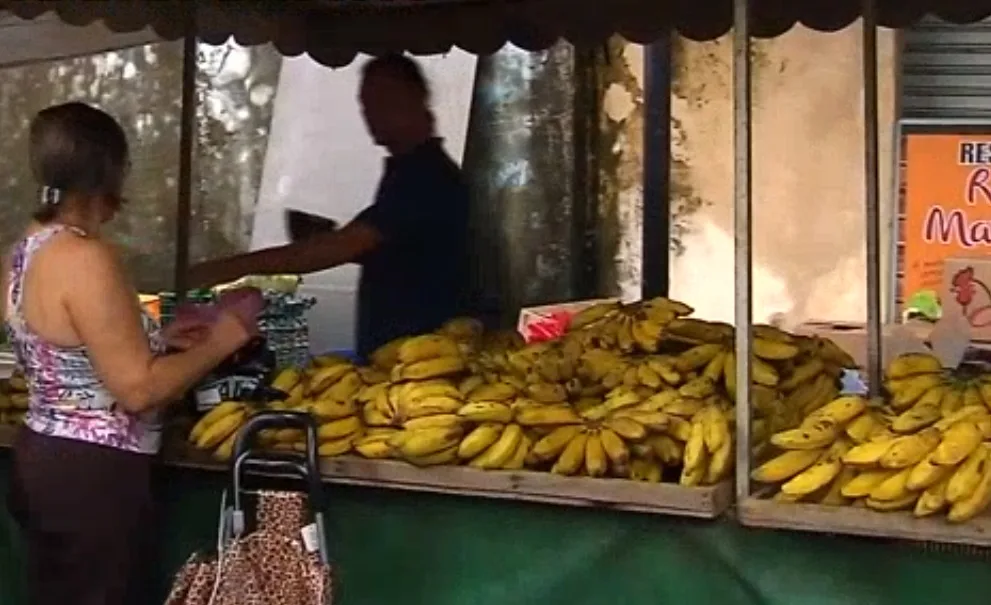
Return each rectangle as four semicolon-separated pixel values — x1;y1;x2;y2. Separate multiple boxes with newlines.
753;386;991;523
355;378;467;464
0;371;28;426
883;352;991;415
188;401;252;461
565;297;693;354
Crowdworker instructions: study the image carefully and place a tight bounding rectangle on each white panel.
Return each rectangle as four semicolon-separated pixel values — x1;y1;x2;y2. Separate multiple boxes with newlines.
253;51;478;354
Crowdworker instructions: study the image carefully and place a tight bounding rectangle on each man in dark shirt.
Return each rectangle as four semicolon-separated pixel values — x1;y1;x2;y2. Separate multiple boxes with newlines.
187;54;470;359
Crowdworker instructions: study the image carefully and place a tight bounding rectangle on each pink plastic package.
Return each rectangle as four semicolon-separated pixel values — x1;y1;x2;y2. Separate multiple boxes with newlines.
173;287;264;328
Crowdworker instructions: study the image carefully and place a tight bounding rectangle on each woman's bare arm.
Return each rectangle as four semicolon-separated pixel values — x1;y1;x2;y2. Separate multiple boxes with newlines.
61;238;249;413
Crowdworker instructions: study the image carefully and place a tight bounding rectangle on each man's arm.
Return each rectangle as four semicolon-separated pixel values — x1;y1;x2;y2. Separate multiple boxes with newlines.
187;219;382;287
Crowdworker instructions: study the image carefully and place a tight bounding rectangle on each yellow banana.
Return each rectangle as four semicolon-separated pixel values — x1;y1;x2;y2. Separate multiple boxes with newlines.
457;401;514;423
779;358;825;392
190;401;244;444
502;435;532;470
526;382;569;404
467;382;518;402
458;375;486;397
723;351;737;400
932;421;983;466
946;444;990;504
471;424;524;469
914;475;950;517
841;469;897;498
629;458;663;483
704;438;733;484
865;494;918;512
551;433;589;475
307;398;358;421
963;385;984;410
803;395;867;428
781;440;850;497
354;433;395;459
532;425;584;461
516;405;581;427
270;368;303;393
941;388;965;416
403;379;463;403
906;452;954;491
599;427;630;467
603;416;648;441
751;449;823;483
771;419;840;451
195;408;247;450
318;435;357;458
879;428;941;469
396;356;466;381
397;334;462;364
457;423;504;460
402;414;463;432
369;337;407;369
820;467;857;506
844;412;884;444
391;426;463;458
885;353;942;380
307;363;356;395
887;373;944;409
584;432;609;477
933;405;987;432
869;467;913;501
403;395;463;419
891;401;942;434
666;416;693;442
751;358;780;388
753;338;800;361
408;445;459;467
674;343;725;373
948;448;991;523
318;415;363;441
213;431;239;461
648;434;684;466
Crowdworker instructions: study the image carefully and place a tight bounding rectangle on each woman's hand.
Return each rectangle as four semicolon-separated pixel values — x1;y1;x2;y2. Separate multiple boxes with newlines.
205;310;256;358
161;318;212;351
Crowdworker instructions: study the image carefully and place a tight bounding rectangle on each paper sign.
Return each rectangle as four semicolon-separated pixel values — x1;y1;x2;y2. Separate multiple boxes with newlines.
899;130;991;313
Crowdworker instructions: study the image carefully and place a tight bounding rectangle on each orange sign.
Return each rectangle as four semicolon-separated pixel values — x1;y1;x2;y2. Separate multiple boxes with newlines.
901;132;991;304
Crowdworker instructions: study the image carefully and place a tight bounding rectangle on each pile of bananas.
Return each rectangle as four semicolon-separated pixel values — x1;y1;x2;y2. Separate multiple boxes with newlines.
183;296;859;490
0;371;28;426
752;352;991;523
188;353;369;460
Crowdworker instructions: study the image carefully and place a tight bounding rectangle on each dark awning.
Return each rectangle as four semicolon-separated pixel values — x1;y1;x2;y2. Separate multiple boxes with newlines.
5;0;991;67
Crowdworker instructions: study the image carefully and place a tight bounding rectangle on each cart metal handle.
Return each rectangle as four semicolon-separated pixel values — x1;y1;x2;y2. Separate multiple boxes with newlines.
231;411;324;512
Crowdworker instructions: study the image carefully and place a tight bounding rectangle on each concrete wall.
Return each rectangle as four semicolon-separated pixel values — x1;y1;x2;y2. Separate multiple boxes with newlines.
665;24;897;327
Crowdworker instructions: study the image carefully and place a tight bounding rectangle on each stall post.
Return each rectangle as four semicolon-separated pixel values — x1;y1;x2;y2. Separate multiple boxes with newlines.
863;0;883;396
732;0;754;502
173;8;197;298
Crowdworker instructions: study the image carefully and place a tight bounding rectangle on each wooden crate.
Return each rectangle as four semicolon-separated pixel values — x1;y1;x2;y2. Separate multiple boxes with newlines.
739;496;991;547
167;445;731;518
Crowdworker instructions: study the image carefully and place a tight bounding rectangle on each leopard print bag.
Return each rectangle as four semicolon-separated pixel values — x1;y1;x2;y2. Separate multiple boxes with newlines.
164;491;332;605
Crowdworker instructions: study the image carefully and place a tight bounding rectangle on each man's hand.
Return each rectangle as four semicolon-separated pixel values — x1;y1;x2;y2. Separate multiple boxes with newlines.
187;258;245;289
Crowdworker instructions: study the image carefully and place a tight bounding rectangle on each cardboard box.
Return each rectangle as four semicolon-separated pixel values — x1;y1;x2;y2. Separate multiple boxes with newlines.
942;257;991;342
517;298;620;343
793;320;935;369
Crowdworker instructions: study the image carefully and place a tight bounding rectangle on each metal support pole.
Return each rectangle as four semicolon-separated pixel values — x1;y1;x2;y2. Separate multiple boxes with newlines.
862;0;883;396
173;14;197;297
642;37;672;299
732;0;753;503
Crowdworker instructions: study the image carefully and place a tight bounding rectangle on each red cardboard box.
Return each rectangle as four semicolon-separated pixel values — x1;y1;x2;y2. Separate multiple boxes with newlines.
517;298;620;343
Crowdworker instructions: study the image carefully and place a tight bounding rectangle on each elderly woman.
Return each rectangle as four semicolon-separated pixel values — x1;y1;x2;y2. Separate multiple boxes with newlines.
3;102;253;605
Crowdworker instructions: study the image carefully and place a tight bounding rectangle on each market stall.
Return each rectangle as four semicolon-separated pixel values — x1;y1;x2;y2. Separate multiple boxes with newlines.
4;1;991;604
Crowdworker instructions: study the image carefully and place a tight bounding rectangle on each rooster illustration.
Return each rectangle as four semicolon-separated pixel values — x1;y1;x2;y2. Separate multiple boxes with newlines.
950;266;991;328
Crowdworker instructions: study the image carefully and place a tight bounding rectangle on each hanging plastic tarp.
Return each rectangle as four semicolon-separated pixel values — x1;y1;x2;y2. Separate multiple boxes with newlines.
5;0;991;68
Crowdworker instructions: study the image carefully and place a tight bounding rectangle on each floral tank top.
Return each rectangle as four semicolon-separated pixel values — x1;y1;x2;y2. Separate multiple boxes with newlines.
5;225;165;454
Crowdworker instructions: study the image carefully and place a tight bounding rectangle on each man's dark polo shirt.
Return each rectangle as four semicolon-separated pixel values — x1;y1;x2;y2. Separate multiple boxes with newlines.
354;138;469;359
